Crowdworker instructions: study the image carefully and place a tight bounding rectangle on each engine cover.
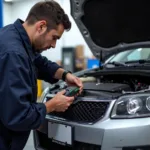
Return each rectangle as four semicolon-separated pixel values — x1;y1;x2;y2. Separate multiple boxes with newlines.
83;82;131;93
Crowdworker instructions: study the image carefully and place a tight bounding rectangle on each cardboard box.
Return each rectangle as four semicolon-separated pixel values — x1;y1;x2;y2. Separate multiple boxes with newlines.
75;45;84;59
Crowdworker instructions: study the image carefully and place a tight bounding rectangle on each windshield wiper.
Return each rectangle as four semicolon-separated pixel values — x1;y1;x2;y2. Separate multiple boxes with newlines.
125;59;150;64
105;61;128;67
105;60;150;67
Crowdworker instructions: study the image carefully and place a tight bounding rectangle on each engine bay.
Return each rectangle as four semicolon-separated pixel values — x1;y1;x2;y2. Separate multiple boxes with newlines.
48;71;150;100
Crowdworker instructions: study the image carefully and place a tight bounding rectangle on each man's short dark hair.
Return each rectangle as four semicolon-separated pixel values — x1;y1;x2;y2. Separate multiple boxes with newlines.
26;0;71;31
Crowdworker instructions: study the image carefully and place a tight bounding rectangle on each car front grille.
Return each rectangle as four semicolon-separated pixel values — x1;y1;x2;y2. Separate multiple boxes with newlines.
49;101;110;123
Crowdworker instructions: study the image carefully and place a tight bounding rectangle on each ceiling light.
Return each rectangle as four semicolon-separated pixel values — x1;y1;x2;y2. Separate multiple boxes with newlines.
4;0;13;2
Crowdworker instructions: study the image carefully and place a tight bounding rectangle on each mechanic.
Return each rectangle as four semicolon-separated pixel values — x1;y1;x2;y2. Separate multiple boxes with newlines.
0;0;83;150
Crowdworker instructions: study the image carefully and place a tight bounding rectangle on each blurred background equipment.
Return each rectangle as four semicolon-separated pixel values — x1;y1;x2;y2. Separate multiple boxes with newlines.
61;45;86;73
75;45;86;71
87;58;100;69
62;47;76;73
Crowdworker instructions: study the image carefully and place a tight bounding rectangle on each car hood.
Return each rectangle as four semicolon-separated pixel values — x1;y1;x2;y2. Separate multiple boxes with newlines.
70;0;150;61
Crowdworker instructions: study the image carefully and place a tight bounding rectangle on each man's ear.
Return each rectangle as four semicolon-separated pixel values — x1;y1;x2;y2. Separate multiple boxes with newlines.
36;20;47;34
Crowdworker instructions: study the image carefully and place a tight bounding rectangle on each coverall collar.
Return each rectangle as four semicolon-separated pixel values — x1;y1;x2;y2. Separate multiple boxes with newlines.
14;19;35;62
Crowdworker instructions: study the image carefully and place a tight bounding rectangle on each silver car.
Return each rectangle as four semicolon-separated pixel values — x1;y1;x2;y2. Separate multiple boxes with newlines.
33;0;150;150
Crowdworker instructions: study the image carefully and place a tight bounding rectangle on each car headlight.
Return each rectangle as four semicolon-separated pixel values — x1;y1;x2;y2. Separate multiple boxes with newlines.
111;94;150;119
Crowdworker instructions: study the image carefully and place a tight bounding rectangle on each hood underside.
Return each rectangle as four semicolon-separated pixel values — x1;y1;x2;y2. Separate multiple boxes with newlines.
70;0;150;60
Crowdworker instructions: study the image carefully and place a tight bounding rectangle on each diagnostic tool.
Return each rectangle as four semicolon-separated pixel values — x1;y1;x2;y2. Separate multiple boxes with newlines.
64;86;80;96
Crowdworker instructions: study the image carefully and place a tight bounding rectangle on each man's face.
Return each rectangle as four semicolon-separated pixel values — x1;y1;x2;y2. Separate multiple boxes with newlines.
33;22;64;53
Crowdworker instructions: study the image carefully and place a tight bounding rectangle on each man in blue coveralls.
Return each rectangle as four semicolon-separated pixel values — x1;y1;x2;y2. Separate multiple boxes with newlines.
0;0;83;149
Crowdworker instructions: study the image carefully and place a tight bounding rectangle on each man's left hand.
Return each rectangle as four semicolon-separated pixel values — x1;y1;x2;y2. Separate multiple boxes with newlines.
65;73;83;94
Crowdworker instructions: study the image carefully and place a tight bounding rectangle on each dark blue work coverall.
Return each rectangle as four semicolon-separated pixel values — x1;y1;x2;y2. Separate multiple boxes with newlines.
0;19;61;150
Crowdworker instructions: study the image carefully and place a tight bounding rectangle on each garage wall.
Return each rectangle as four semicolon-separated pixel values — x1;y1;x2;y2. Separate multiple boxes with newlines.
3;0;93;62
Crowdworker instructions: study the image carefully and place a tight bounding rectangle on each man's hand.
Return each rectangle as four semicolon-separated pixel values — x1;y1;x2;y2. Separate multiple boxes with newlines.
44;90;74;113
54;68;83;94
65;73;83;94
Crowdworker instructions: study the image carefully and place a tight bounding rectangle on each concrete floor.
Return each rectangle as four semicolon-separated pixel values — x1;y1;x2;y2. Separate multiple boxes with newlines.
24;131;35;150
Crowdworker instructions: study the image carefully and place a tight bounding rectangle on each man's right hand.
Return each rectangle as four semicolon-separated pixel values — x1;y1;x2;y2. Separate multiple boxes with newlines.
44;90;74;113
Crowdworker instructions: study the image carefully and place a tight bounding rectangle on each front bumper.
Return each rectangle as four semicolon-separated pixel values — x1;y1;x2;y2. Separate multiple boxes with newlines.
34;101;150;150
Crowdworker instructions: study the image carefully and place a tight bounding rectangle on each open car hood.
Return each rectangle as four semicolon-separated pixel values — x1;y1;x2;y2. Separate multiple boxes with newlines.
70;0;150;61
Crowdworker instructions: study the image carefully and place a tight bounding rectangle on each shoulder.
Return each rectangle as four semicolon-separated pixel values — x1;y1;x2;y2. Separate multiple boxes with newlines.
0;24;27;57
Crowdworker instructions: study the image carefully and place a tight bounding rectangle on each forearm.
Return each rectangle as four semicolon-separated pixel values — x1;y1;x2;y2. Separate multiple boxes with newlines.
54;68;65;80
34;54;62;83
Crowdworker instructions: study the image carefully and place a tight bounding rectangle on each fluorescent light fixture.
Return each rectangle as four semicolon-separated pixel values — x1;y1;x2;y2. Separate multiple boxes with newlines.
5;0;12;1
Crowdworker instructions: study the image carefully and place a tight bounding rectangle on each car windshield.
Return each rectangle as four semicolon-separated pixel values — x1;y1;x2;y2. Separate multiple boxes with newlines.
105;48;150;63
